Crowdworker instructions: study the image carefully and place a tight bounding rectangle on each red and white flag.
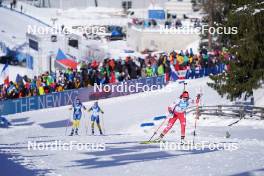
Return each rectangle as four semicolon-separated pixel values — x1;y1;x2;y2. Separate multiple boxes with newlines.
1;63;9;85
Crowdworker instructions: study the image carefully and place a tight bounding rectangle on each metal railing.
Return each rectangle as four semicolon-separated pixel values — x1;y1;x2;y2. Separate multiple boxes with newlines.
186;105;264;120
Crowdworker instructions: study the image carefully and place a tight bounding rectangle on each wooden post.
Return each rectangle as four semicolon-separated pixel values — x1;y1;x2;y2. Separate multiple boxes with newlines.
217;105;222;116
239;106;245;119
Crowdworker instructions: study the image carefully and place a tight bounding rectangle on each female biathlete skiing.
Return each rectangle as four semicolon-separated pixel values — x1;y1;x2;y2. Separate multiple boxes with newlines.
154;91;200;144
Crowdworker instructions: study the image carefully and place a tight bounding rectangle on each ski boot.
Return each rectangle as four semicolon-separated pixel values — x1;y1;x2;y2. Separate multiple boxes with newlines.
99;130;103;135
91;129;95;135
225;131;231;138
75;128;79;135
180;136;186;145
69;129;74;136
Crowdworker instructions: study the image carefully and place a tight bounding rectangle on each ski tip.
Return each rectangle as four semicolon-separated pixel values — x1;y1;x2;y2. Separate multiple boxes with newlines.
139;141;165;144
140;141;152;144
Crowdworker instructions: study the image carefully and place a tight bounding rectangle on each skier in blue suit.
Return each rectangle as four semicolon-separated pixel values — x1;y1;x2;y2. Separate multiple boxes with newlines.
69;98;87;136
88;101;104;135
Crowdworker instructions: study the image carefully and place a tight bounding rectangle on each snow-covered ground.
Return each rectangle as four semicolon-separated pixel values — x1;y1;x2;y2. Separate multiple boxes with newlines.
18;0;169;9
1;77;264;176
0;6;47;50
14;2;128;27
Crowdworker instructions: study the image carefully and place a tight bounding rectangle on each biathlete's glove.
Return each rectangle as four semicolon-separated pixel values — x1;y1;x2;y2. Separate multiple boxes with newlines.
168;106;174;115
197;93;201;99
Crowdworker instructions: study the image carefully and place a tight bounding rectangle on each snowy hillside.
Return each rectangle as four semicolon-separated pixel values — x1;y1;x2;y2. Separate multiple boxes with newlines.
0;6;47;49
14;1;128;27
1;78;264;176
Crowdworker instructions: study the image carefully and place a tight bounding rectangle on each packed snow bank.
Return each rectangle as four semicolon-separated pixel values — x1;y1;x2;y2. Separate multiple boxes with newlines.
253;86;264;106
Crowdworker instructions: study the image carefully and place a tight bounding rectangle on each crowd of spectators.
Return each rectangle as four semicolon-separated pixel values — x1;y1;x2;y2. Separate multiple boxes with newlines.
0;48;233;100
130;16;201;29
131;17;183;29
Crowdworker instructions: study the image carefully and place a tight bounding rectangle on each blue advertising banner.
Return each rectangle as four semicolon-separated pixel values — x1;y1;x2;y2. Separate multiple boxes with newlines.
0;76;165;115
0;89;80;115
148;10;166;20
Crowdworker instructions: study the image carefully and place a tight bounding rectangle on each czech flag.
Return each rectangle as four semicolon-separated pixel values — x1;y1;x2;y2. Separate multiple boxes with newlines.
56;49;78;69
1;63;9;85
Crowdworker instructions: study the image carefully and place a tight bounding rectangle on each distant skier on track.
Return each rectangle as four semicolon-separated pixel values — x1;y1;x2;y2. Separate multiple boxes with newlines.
155;91;200;144
88;101;104;135
69;98;87;136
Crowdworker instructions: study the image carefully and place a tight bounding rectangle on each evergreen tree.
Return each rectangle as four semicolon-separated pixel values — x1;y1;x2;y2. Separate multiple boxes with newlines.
208;0;264;100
